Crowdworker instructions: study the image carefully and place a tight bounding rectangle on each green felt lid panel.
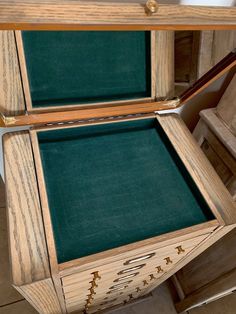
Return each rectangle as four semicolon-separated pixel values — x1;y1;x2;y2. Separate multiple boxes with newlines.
37;118;214;264
22;31;151;108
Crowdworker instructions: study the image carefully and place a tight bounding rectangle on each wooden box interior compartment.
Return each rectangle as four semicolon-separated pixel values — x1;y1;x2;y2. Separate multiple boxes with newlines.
3;31;236;314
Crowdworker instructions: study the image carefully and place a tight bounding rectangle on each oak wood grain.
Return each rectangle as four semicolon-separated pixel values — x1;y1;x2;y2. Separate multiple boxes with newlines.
0;31;25;116
15;279;62;314
0;1;236;30
155;31;175;99
3;131;50;286
156;113;236;225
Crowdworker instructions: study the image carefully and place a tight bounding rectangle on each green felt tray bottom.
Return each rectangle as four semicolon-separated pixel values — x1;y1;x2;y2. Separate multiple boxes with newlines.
37;118;214;264
22;31;151;108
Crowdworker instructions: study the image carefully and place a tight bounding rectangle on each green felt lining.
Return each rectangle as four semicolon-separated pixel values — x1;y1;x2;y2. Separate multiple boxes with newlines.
22;31;151;108
37;118;214;264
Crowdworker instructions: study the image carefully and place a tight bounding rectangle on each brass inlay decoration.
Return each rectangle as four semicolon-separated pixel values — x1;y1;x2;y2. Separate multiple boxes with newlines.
164;257;173;265
156;266;164;273
109;281;133;290
128;294;134;300
149;274;156;281
145;0;158;15
136;287;141;293
176;245;185;254
114;272;139;282
124;253;155;265
84;271;101;313
118;264;146;275
143;280;148;286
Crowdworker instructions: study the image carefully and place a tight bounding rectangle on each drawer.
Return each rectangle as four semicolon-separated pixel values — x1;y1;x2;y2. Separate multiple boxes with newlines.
62;233;210;312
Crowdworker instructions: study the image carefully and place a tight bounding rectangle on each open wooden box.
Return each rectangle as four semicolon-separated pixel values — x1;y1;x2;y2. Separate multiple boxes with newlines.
1;29;236;314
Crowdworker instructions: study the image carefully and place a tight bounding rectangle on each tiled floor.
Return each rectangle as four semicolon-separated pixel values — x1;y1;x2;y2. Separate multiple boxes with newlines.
1;176;236;314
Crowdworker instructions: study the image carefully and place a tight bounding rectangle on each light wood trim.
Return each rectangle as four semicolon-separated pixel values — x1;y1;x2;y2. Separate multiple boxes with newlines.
14;278;62;314
0;31;25;116
144;224;236;296
155;30;175;99
175;268;236;312
156;114;236;226
59;221;217;277
3;131;50;286
15;30;33;111
0;2;236;30
30;130;67;313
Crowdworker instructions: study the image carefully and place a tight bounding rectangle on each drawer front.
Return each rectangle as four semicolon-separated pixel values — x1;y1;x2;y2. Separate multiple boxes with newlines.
63;233;210;313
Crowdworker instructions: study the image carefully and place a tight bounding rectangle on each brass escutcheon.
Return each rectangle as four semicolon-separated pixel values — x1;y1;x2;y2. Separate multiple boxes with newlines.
145;0;158;15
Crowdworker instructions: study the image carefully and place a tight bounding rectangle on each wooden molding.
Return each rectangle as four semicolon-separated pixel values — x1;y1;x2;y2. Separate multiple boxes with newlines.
0;1;236;30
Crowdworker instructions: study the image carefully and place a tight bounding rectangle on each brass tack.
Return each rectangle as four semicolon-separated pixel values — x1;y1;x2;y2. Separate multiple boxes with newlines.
176;245;185;254
164;257;173;265
143;280;148;286
156;266;164;273
149;274;156;281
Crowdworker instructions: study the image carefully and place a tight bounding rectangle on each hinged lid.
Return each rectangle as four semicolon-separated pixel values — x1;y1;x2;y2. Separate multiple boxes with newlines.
0;31;235;128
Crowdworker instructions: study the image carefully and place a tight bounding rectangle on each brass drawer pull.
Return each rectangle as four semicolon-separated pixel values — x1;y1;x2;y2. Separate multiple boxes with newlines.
107;285;128;294
124;253;155;265
118;264;146;275
114;272;139;282
109;281;133;290
145;0;158;15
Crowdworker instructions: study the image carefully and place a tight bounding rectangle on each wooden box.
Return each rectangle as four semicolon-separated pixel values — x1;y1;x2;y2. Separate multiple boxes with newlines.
1;27;236;314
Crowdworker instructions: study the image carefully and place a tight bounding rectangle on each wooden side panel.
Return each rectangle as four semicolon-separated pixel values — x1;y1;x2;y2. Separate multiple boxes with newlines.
15;278;62;314
3;131;50;286
198;30;236;77
0;31;25;116
155;31;174;99
156;114;236;225
176;228;236;297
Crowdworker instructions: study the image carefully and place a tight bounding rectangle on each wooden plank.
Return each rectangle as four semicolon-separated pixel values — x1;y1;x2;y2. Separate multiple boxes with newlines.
30;130;67;313
216;74;236;136
14;278;62;314
155;31;174;99
1;100;179;127
3;131;50;286
0;1;236;30
156;113;236;226
0;31;25;116
175;268;236;312
175;228;236;297
200;108;236;160
198;30;236;77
